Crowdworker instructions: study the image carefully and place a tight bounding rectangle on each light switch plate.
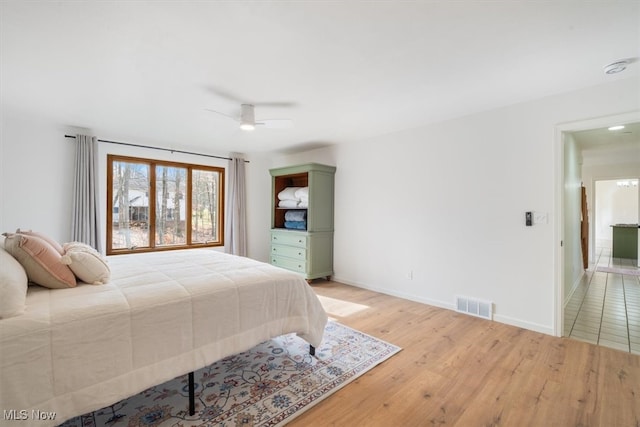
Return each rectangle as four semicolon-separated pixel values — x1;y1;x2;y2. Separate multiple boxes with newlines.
533;212;548;224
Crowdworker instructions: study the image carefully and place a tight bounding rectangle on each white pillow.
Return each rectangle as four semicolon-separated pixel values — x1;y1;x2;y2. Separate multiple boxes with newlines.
0;240;29;318
61;242;110;285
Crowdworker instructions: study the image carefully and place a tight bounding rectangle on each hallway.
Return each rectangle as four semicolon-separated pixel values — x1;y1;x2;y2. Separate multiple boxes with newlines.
564;246;640;354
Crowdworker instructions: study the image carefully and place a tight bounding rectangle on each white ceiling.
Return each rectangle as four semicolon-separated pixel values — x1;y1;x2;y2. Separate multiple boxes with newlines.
1;1;639;155
572;122;640;165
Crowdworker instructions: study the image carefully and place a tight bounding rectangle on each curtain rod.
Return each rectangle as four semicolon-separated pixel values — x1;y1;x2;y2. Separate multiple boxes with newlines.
64;135;249;163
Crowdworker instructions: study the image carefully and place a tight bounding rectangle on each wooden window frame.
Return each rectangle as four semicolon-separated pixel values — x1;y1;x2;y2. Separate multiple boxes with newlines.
106;154;225;255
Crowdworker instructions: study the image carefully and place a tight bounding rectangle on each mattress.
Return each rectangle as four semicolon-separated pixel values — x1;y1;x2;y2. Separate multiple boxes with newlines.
0;249;328;426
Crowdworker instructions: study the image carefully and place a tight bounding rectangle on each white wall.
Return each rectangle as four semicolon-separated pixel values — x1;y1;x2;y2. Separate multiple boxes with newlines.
583;161;640;258
563;133;584;299
595;180;639;243
244;153;275;260
273;77;639;335
1;109;76;243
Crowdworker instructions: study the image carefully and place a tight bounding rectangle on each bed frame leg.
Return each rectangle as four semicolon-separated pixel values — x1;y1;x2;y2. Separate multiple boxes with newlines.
188;371;195;416
309;345;315;356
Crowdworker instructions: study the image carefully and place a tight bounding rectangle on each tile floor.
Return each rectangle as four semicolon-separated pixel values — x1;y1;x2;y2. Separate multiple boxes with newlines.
564;246;640;355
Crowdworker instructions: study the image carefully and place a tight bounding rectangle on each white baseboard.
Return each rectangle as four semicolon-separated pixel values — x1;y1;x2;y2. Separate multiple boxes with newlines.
331;275;554;336
492;314;554;335
331;275;456;311
564;270;586;309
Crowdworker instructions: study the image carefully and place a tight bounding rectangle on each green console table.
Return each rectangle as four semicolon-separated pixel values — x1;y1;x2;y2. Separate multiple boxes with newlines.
611;224;638;260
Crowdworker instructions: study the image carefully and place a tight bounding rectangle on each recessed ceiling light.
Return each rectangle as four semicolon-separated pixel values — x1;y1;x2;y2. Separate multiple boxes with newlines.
603;59;631;74
608;125;625;131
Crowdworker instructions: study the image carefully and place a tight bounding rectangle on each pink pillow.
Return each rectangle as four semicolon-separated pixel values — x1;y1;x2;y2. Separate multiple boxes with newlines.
4;233;77;289
15;228;64;255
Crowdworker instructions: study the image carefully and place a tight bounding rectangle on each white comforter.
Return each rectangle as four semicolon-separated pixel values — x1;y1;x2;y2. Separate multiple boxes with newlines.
0;249;328;426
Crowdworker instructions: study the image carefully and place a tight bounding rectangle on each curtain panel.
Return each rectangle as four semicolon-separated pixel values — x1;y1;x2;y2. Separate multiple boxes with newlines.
225;155;247;256
71;134;101;251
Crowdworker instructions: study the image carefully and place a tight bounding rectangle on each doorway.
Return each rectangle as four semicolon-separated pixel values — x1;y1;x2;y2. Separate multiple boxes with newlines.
555;112;640;339
557;114;640;354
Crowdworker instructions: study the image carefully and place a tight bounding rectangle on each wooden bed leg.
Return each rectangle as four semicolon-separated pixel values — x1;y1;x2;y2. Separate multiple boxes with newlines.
309;345;315;356
188;371;195;416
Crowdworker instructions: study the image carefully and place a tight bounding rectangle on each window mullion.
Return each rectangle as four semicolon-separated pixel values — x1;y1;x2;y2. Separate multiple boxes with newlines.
149;162;156;249
187;167;193;245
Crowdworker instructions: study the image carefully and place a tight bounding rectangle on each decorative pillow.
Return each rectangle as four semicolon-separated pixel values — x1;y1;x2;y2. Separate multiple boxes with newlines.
3;233;77;289
0;240;28;318
15;228;64;255
61;242;110;285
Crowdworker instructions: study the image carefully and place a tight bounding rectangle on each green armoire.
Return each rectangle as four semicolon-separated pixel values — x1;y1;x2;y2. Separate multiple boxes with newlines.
269;163;336;281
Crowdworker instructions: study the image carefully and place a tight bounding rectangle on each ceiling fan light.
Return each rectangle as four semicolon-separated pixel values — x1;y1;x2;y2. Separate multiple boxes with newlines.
239;104;256;131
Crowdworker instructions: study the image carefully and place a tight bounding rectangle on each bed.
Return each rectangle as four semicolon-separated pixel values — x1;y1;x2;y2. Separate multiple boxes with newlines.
0;247;328;427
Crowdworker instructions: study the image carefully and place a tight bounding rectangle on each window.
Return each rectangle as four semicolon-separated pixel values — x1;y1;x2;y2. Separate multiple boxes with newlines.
107;155;224;255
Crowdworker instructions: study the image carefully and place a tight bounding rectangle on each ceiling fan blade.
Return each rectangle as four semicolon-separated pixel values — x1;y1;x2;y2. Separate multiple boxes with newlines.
204;86;297;108
253;102;298;108
204;108;239;122
256;119;293;129
203;85;244;104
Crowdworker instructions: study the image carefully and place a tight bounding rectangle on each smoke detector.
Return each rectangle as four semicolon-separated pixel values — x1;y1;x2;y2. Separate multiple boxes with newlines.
603;59;631;75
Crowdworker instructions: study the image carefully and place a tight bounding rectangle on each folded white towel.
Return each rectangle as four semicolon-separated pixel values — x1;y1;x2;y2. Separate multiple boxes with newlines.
278;187;303;201
298;201;308;208
294;187;309;199
278;200;300;208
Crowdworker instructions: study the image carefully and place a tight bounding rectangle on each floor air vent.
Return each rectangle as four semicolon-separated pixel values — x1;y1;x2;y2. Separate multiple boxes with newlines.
455;296;493;320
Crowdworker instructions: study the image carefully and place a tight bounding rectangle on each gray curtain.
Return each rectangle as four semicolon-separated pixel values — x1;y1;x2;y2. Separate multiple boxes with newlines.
225;154;247;256
71;134;101;251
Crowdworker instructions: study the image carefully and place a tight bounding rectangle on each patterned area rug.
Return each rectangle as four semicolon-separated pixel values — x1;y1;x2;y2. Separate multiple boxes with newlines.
596;266;640;276
58;322;401;427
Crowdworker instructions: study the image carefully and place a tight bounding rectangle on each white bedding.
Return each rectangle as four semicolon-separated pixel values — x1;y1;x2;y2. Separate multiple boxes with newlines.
0;249;328;426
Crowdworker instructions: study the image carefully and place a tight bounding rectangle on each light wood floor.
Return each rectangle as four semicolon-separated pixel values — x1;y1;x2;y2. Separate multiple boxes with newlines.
289;281;640;427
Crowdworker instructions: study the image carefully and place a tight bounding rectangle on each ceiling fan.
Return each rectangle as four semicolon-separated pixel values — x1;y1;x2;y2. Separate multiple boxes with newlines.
206;104;293;131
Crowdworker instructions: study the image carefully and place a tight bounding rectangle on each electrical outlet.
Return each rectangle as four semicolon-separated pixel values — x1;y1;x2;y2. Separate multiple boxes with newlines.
407;270;413;280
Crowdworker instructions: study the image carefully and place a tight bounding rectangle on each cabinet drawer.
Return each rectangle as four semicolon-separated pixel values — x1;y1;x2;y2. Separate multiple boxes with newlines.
270;255;306;273
271;245;306;260
271;232;307;248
